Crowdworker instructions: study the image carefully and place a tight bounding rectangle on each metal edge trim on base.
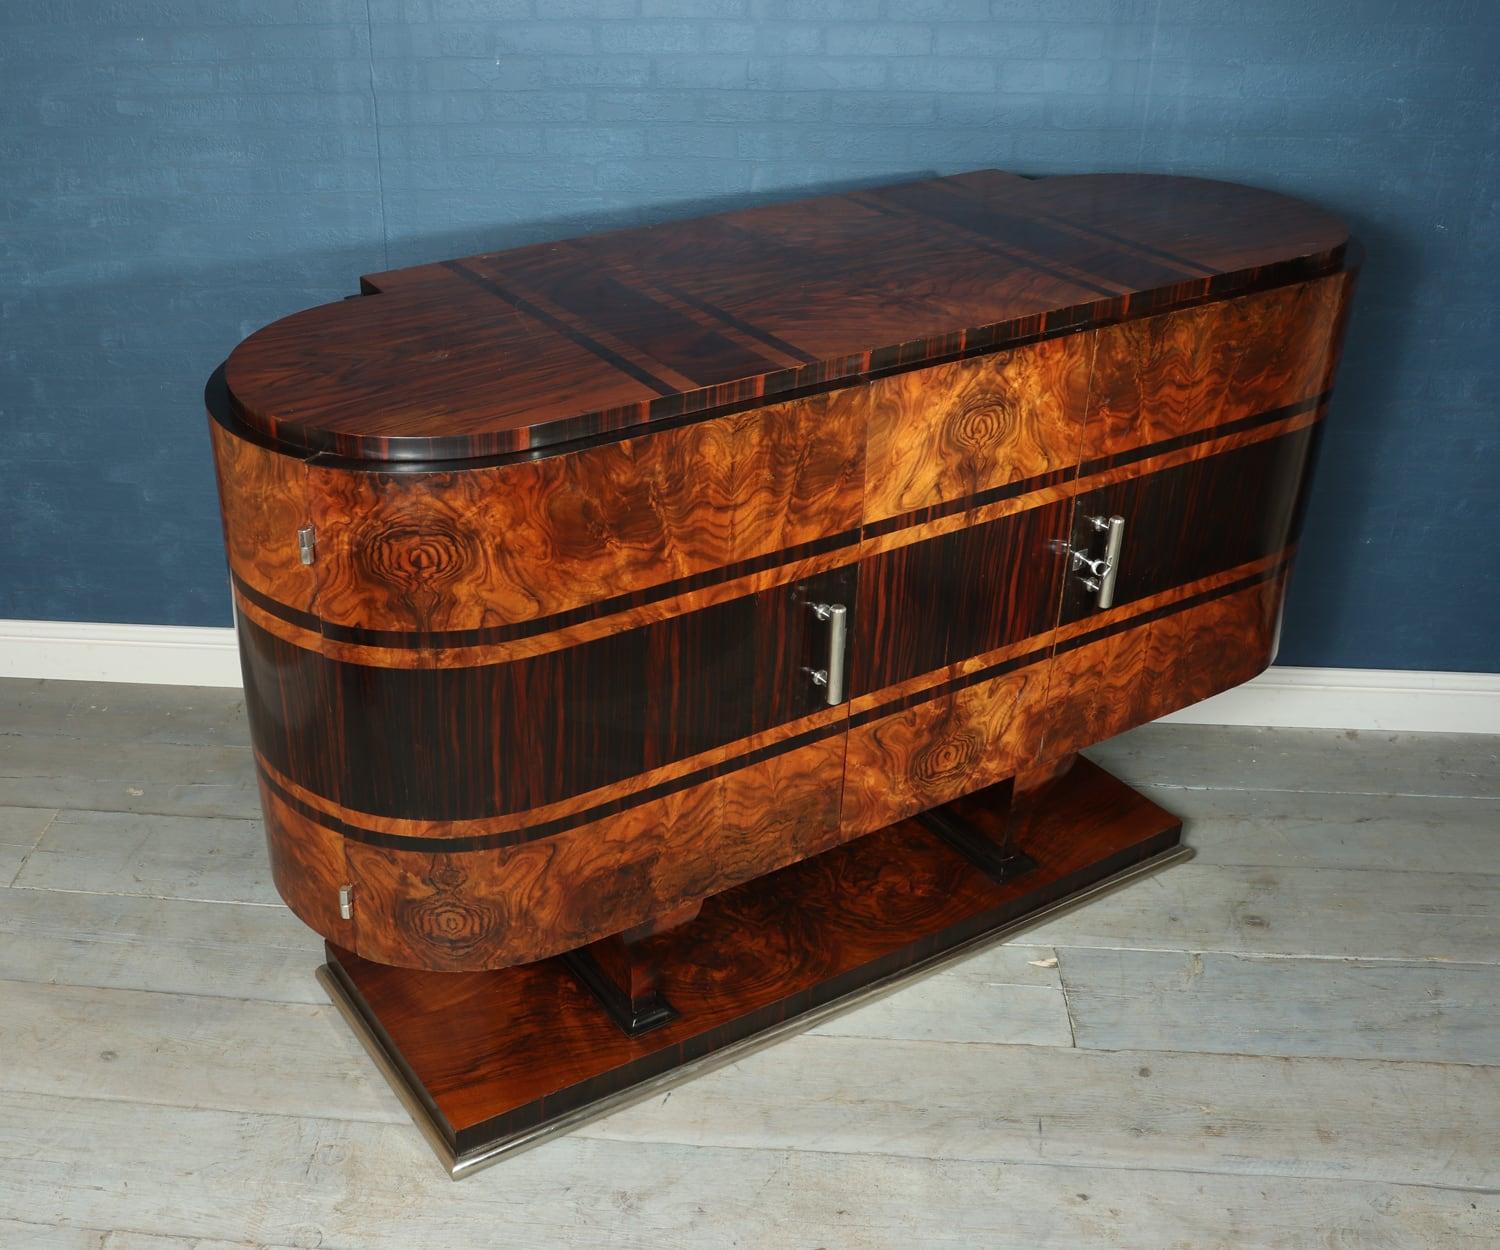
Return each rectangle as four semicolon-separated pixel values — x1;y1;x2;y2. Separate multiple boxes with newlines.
318;842;1194;1181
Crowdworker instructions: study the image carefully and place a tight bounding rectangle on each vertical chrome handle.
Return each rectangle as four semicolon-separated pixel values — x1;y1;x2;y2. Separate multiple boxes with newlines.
1071;514;1125;610
809;603;848;706
1094;515;1124;609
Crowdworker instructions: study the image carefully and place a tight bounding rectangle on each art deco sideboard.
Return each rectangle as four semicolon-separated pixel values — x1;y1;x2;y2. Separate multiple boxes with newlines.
208;169;1355;1175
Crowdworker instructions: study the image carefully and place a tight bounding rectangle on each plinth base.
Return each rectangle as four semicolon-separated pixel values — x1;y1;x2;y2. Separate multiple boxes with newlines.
319;758;1187;1178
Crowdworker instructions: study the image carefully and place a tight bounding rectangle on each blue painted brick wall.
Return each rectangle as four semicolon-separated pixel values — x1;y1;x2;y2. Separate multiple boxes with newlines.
2;0;1496;670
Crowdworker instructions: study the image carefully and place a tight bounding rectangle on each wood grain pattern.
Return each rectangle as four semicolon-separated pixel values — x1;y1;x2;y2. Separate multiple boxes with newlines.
240;564;854;824
326;756;1181;1155
1041;574;1285;764
841;658;1051;839
308;390;863;635
207;416;315;613
1059;424;1316;624
852;498;1070;696
1080;271;1351;466
221;171;1349;462
207;169;1356;993
341;734;845;971
854;403;1324;567
257;775;349;940
858;332;1092;525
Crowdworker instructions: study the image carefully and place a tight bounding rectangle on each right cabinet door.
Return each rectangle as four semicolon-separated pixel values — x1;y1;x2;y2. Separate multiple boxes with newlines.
1039;272;1353;762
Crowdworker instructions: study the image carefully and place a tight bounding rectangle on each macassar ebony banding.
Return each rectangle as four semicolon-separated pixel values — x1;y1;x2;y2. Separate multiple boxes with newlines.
208;169;1355;1173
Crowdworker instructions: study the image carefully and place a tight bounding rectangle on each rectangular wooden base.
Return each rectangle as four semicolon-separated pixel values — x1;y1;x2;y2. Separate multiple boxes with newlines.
319;758;1186;1178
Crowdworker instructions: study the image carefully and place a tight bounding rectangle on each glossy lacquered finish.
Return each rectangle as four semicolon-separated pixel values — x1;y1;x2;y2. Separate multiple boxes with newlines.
221;169;1347;463
322;757;1186;1175
209;169;1354;984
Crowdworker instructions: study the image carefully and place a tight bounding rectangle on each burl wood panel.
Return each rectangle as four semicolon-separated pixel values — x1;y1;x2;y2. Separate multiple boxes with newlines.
223;171;1348;462
307;390;864;635
258;776;349;940
208;418;316;614
1041;573;1285;764
1080;272;1351;466
857;331;1093;525
343;733;846;971
841;657;1051;839
327;755;1181;1155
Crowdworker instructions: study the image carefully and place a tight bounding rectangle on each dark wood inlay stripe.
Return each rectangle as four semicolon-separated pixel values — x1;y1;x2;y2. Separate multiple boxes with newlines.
849;190;1120;299
1077;392;1330;478
508;243;782;386
1053;558;1289;659
442;261;679;397
232;574;321;636
862;466;1077;539
609;266;820;366
237;527;861;650
257;714;848;855
848;555;1290;731
261;553;1291;855
940;174;1220;278
891;181;1208;296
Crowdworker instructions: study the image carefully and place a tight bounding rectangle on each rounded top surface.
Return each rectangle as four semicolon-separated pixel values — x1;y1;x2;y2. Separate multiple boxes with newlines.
221;171;1350;464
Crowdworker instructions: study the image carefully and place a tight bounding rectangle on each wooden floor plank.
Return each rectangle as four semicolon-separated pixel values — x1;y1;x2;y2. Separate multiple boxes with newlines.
1060;948;1500;1064
2;678;1497;1247
1089;724;1500;798
0;1221;274;1250
0;980;405;1128
1148;788;1500;873
0;735;259;820
0;886;322;1004
1022;863;1500;963
0;678;250;748
6;979;1496;1192
0;805;56;886
809;942;1072;1045
11;809;275;905
2;1091;1493;1250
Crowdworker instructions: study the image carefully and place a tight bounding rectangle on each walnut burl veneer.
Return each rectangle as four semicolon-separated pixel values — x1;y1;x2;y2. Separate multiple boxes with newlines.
208;169;1355;1174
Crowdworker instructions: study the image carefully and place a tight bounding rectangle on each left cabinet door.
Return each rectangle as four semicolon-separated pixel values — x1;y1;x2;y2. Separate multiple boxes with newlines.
227;389;870;971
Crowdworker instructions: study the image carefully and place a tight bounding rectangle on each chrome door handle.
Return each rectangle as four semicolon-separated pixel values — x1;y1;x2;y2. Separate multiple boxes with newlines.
809;602;848;705
1071;514;1125;609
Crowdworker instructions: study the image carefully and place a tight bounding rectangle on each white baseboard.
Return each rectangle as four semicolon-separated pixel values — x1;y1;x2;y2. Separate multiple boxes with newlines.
1158;665;1500;735
0;619;243;688
1;618;1496;734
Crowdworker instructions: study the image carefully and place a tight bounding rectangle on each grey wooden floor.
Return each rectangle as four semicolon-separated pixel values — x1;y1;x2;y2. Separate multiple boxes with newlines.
0;677;1497;1249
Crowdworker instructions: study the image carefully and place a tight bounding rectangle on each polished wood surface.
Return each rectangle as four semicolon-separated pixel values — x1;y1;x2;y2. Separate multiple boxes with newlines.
208;168;1355;983
1079;272;1351;466
306;390;864;634
221;170;1348;462
325;757;1183;1166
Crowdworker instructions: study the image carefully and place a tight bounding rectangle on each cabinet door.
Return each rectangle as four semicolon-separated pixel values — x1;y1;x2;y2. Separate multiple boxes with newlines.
841;499;1071;837
1042;426;1318;760
835;333;1092;838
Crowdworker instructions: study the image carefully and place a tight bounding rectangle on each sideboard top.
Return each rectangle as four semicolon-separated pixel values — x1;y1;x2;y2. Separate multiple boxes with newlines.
220;169;1350;464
